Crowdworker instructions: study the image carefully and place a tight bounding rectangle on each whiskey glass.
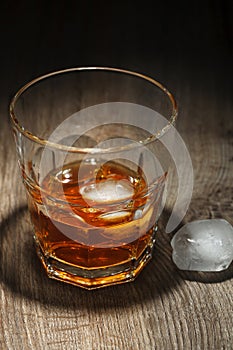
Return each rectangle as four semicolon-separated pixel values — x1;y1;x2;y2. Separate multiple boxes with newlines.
10;67;177;289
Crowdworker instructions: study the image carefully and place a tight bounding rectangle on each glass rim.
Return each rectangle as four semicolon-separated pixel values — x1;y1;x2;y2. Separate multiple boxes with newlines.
9;66;178;154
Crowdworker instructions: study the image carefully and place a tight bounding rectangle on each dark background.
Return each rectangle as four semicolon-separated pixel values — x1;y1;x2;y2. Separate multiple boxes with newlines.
0;0;232;106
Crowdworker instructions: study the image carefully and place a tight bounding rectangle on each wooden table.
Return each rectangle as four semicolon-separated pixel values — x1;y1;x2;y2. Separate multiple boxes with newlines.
0;2;232;349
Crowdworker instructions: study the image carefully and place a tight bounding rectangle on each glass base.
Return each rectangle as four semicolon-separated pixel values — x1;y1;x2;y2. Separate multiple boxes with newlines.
34;229;156;290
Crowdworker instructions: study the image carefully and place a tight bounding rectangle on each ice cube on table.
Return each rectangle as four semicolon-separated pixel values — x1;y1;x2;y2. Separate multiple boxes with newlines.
171;219;233;272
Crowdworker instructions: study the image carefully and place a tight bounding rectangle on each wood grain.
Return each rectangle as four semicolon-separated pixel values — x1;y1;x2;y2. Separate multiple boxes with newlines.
0;1;233;349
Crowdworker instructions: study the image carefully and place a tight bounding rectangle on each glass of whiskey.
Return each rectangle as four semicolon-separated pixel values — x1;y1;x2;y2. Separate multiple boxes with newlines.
10;67;177;289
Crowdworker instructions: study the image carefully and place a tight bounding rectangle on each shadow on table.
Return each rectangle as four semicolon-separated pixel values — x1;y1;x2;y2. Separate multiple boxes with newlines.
0;205;232;311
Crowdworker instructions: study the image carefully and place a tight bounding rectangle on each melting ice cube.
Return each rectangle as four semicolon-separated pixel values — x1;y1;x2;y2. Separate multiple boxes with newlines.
171;219;233;272
80;179;134;203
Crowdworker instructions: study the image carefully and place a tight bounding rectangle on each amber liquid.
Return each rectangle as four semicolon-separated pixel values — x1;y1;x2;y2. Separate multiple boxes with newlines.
26;160;165;288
